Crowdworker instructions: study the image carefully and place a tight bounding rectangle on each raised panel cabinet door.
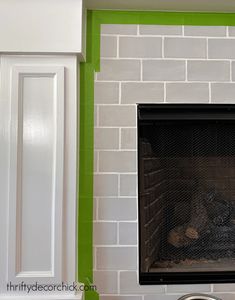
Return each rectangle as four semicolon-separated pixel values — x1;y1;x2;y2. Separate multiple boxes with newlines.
0;56;78;295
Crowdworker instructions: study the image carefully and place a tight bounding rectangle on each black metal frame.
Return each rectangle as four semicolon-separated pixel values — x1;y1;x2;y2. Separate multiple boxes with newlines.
138;104;235;285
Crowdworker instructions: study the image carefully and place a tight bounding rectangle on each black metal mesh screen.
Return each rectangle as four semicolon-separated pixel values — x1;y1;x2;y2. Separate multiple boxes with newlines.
139;120;235;273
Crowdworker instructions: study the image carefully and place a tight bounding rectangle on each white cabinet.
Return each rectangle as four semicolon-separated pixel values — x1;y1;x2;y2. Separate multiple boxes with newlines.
0;55;79;298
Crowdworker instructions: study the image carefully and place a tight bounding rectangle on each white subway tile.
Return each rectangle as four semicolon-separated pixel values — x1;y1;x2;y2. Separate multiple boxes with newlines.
99;105;136;127
143;60;185;81
95;82;119;104
166;284;211;293
120;174;137;196
97;59;141;81
101;36;117;58
188;60;230;81
94;174;119;197
185;26;226;36
98;198;137;221
211;83;235;102
121;83;164;104
165;37;206;58
94;128;119;149
139;25;182;35
119;222;137;245
101;24;138;35
99;151;137;172
166;83;209;102
121;128;137;150
96;247;137;270
94;270;118;294
94;222;117;245
208;39;235;59
119;37;162;58
120;271;165;294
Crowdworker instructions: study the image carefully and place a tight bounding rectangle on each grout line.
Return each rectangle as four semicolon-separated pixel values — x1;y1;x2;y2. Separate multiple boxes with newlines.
226;26;229;37
117;35;120;58
185;60;188;82
95;245;138;248
163;82;166;103
209;82;212;103
206;37;209;59
119;128;122;149
95;79;235;84
137;25;140;36
98;57;235;61
97;150;100;173
118;173;120;197
119;82;122;104
101;33;235;39
162;37;165;58
140;59;143;81
117;270;121;294
230;60;233;82
93;247;97;271
117;222;120;244
96;105;99;127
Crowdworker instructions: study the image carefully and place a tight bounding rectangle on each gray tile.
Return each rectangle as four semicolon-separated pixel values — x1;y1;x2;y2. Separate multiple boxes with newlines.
94;174;119;197
96;247;137;270
208;39;235;59
228;26;235;36
120;271;165;294
121;128;137;150
119;37;162;58
211;83;235;103
213;284;235;292
145;295;182;300
94;270;118;294
139;25;182;35
119;222;137;245
94;128;119;149
101;36;117;58
184;26;226;36
143;60;185;81
95;82;119;104
166;83;209;102
98;59;141;81
101;296;142;300
188;60;230;82
94;222;117;245
121;83;164;104
99;105;136;127
99;151;137;172
101;24;138;35
120;174;137;196
166;284;211;293
98;198;137;221
165;37;206;58
230;61;235;82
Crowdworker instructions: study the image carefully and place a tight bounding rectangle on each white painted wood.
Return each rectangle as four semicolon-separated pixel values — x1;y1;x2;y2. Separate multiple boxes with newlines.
8;65;64;283
0;55;79;297
0;0;85;58
85;0;235;12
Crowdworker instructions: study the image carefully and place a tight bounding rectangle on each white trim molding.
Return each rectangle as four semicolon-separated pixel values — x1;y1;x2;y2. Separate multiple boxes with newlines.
0;0;86;59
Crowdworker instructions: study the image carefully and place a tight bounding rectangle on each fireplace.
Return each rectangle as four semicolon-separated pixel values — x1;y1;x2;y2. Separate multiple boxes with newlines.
138;104;235;285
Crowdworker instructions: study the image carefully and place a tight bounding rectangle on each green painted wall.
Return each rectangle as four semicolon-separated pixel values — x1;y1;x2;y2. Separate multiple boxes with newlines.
78;10;235;300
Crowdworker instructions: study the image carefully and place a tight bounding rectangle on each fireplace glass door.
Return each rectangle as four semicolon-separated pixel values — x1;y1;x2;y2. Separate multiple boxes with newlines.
138;104;235;284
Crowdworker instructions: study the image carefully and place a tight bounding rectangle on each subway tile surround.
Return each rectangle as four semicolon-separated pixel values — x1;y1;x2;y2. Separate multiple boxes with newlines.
94;24;235;299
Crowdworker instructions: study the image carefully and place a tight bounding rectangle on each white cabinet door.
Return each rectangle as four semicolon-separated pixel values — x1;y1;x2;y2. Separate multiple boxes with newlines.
0;55;78;297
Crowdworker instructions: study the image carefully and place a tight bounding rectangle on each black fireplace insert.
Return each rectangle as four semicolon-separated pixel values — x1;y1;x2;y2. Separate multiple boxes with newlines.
138;104;235;285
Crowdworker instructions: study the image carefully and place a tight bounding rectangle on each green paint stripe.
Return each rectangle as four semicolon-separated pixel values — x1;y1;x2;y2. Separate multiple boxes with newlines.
78;10;235;300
